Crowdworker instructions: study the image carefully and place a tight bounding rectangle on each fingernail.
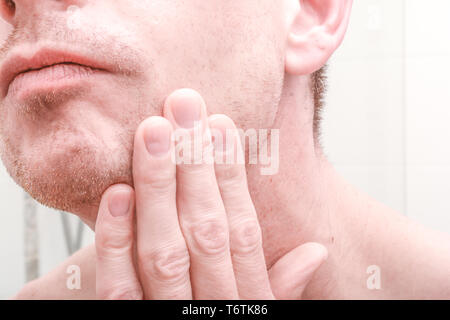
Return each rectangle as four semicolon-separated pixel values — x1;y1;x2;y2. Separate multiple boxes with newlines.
169;91;202;129
108;189;131;217
144;119;172;157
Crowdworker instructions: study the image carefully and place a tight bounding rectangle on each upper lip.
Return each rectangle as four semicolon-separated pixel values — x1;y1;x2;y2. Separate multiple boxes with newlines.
0;47;108;97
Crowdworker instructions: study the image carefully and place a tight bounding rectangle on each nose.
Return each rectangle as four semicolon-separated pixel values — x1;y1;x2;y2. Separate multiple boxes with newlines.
0;0;86;25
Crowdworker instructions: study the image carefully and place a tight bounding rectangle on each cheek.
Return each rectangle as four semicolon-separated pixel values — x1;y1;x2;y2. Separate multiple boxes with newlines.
136;18;284;131
101;0;286;131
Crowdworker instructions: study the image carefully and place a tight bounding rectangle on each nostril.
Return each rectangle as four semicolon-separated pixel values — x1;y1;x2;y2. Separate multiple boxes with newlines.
0;0;15;23
4;0;15;15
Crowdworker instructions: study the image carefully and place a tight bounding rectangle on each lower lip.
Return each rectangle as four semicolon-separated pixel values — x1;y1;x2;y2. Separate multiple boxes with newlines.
8;63;102;99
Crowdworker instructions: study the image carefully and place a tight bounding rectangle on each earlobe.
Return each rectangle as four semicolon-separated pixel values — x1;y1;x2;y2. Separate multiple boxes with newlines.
285;0;353;75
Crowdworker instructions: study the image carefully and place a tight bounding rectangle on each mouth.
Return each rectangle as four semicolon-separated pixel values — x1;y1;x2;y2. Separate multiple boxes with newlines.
0;47;109;99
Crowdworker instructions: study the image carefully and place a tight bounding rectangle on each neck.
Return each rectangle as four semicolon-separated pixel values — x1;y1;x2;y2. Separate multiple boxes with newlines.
247;73;332;267
247;74;450;299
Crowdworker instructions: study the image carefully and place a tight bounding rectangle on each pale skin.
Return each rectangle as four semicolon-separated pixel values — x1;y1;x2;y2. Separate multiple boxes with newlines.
94;89;330;300
1;0;449;299
15;89;331;300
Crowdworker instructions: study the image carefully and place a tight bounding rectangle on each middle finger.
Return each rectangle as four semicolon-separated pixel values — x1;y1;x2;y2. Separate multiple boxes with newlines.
164;89;239;300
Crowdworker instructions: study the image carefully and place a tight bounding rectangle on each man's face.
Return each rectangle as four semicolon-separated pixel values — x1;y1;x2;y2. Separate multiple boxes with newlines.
0;0;286;214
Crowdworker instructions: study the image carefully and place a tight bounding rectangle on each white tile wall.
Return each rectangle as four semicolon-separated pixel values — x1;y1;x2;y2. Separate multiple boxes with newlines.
404;0;450;232
407;165;450;233
406;0;450;56
322;0;406;213
324;0;450;233
0;165;25;298
1;0;450;298
405;57;450;165
333;0;405;60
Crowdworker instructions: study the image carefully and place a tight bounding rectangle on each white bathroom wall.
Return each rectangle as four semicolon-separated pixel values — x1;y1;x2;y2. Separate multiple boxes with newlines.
0;160;25;298
1;0;450;299
404;0;450;233
323;0;406;214
323;0;450;234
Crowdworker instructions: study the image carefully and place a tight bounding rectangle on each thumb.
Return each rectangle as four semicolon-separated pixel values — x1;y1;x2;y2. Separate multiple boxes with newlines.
268;242;328;300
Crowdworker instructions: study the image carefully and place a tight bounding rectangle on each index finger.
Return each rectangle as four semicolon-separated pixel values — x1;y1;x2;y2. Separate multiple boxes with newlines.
133;116;192;300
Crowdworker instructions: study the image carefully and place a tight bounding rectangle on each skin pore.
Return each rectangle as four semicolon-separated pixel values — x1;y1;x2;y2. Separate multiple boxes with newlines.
0;0;449;299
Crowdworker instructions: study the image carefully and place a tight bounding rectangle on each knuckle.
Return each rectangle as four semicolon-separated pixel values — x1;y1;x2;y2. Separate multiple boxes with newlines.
96;226;133;256
138;243;190;283
216;163;245;184
230;219;262;255
190;220;229;255
139;169;176;193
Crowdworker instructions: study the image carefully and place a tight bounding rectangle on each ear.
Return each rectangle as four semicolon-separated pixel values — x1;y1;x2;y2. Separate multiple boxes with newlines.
285;0;353;75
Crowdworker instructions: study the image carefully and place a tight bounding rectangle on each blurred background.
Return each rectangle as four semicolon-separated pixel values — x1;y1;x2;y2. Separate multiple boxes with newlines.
1;0;450;298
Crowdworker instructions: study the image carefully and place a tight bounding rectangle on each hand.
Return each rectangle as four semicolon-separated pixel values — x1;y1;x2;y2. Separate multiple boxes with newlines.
94;89;328;300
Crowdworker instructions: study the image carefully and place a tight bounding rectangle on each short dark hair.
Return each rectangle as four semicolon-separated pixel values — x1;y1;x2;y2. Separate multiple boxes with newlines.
311;65;327;142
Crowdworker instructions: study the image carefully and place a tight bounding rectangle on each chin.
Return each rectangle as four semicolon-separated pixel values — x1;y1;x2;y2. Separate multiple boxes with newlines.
2;136;133;218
